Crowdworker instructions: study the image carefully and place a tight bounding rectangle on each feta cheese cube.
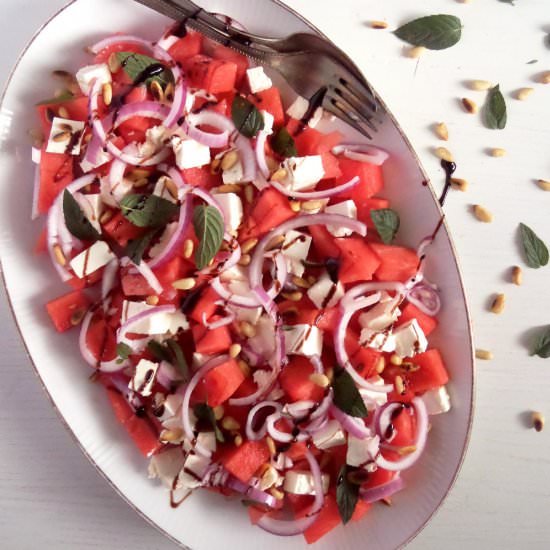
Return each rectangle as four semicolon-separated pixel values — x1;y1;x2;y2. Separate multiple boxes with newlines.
159;393;184;422
156;34;179;51
227;304;262;325
148;447;185;488
282;230;312;277
212;192;243;234
100;176;133;206
246;66;273;93
283;471;330;495
312;420;346;450
286;96;309;120
219;265;248;283
284;324;323;357
129;359;159;397
173;137;211;169
46;117;85;155
76;63;112;95
346;434;380;468
121;301;189;335
70;241;115;279
74;192;103;232
176;453;210;490
359;376;389;410
248;316;276;361
183;431;216;455
281;156;325;191
421;385;451;415
393;319;428;358
307;272;344;309
360;328;396;353
261;110;275;135
80;147;111;173
222;159;244;184
324;200;358;237
192;352;213;368
153;176;177;203
359;292;401;331
308;107;324;129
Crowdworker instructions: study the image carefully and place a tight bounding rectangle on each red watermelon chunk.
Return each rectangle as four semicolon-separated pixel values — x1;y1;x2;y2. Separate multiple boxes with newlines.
369;243;419;283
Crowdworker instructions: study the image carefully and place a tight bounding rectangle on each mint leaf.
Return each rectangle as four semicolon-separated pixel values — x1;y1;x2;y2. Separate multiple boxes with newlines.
271;127;297;158
336;465;359;524
36;91;75;106
63;190;100;241
394;14;462;50
147;340;172;363
232;95;264;138
166;339;188;379
116;342;132;363
116;52;173;87
193;403;225;443
126;230;158;265
531;327;550;358
120;194;178;229
333;367;369;418
519;223;549;269
484;85;507;130
193;205;224;270
371;209;400;244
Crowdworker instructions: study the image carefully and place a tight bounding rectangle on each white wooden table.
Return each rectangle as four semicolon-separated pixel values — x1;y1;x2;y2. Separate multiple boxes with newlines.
1;1;549;548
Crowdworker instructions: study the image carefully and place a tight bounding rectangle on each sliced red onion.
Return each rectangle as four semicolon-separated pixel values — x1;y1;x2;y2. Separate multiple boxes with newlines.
79;310;99;367
156;360;183;388
184;112;230;148
255;130;270;179
246;401;283;441
332;144;390;166
406;280;441;316
310;389;334;422
181;355;230;457
89;34;154;55
257;450;324;536
108;153;128;189
82;131;109;167
282;401;317;420
266;412;308;443
373;402;404;442
101;258;119;301
310;355;324;374
165;166;192;200
31;148;41;220
330;404;372;439
201;309;235;329
235;134;257;183
124;257;163;294
225;475;278;508
360;476;405;503
270;176;359;200
112;101;171;128
211;277;262;308
375;397;429;471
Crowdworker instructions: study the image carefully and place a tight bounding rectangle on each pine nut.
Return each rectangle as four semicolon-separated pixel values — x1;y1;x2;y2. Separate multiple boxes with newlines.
394;375;406;395
238;254;251;267
450;177;468;192
309;373;330;388
461;97;478;114
532;411;545;432
390;354;403;366
473;205;493;223
490;293;506;314
102;82;113;106
325;367;334;383
162;178;177;199
210;158;222;175
435;122;449;141
511;266;523;286
266;235;286;251
516;87;534;101
241;238;258;254
281;291;303;302
289;201;301;212
490;148;506;158
150;80;164;102
58;106;69;119
229;343;242;359
52;130;71;142
405;46;426;58
172;278;196;290
70;308;86;326
307;276;317;285
539;71;550;84
108;52;121;72
234;434;243;447
183;239;194;259
237;359;251;377
132;178;149;189
239;321;257;338
53;244;67;266
146;295;159;306
266;157;280;173
401;361;420;373
221;150;239;171
164;82;175;102
99;210;114;225
476;349;493;360
259;464;279;490
245;185;254;204
371;21;388;29
434;147;454;162
292;276;311;289
537;179;550;191
217;184;241;194
266;436;276;455
269;488;285;500
221;416;240;431
381;497;393;507
52;69;73;80
397;445;417;455
301;200;324;212
160;429;184;442
375;356;386;374
271;168;287;182
213;406;225;420
468;79;493;91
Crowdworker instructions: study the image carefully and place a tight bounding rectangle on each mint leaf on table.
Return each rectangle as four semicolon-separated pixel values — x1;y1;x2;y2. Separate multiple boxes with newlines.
193;205;224;270
371;209;400;244
63;190;100;241
232;95;264;138
531;327;550;358
271;127;297;158
336;465;359;524
120;194;178;229
116;52;173;87
333;367;369;418
484;85;507;130
193;403;225;443
394;14;462;50
519;223;549;269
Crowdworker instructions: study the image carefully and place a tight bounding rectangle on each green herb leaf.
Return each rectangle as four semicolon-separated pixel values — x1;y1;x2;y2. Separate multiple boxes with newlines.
394;14;462;50
116;52;173;87
232;95;264;138
193;403;225;443
333;367;369;418
166;339;188;379
63;190;100;241
336;465;359;525
371;209;400;244
193;205;224;270
484;85;507;130
147;340;172;363
116;342;133;362
531;327;550;358
126;230;158;265
120;194;178;229
36;91;75;106
271;127;297;158
519;223;549;269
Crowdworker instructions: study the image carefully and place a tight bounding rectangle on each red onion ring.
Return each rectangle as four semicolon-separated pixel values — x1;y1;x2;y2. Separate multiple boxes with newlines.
184;112;230;148
406;280;441;316
112;101;171;128
225;475;278;508
359;476;405;503
123;256;163;294
31;148;41;220
329;404;372;439
82;131;110;167
257;450;324;536
201;309;235;329
255;130;270;179
89;34;153;56
269;176;359;200
266;413;308;443
332;144;390;166
245;401;283;441
373;402;404;442
101;258;119;301
375;397;429;471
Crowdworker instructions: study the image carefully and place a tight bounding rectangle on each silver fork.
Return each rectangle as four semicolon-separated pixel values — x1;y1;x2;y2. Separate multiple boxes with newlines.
133;0;380;138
